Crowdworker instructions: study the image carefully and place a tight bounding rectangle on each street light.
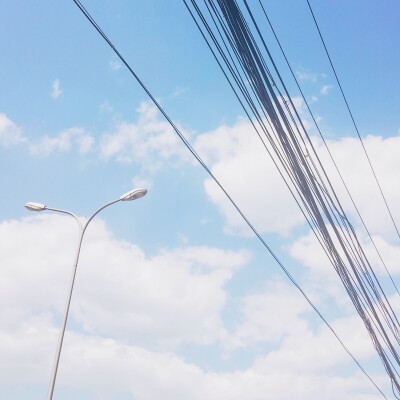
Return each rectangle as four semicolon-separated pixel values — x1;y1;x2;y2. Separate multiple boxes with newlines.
24;188;147;400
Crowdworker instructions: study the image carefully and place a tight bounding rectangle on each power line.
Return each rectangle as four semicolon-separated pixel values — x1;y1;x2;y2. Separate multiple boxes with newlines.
306;0;400;240
185;0;400;396
256;0;400;299
71;0;387;397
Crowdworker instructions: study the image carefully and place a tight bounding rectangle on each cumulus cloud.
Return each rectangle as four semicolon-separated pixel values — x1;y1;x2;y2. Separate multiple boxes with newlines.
289;229;351;304
316;134;400;241
222;280;310;354
3;102;399;397
251;312;376;375
296;69;318;83
0;113;27;147
320;85;332;95
51;79;62;99
0;214;390;398
0;111;94;156
76;134;95;154
194;117;305;236
100;100;114;114
186;109;400;241
29;127;94;157
1;325;385;400
289;227;400;310
132;175;153;190
0;214;249;349
99;101;191;168
5;100;400;242
100;102;400;242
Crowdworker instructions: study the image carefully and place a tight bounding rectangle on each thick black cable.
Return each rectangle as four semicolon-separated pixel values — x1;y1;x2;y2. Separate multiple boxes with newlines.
256;0;400;337
187;0;354;304
221;0;399;336
187;0;400;395
204;0;400;351
214;0;400;347
186;0;335;252
71;1;388;398
193;0;357;279
219;0;399;385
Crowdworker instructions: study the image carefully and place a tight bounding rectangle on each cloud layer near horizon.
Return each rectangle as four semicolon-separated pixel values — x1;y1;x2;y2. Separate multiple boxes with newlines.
0;213;390;399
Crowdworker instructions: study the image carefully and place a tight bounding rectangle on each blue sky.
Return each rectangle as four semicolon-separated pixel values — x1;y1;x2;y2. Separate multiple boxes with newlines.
1;1;400;399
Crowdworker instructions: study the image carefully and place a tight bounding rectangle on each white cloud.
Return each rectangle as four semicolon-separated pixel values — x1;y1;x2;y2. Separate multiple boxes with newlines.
320;85;332;95
296;70;318;83
99;104;400;248
186;109;400;242
51;79;62;99
20;98;400;245
76;244;249;347
4;102;399;398
76;134;95;153
100;100;113;114
364;234;400;275
29;127;94;156
110;60;121;70
93;103;400;243
1;324;385;400
0;214;390;398
252;312;376;375
99;101;191;168
0;113;27;147
0;214;249;349
222;273;377;368
288;227;381;314
290;228;400;309
222;280;310;354
0;112;94;155
132;175;153;190
315;133;400;240
194;117;306;236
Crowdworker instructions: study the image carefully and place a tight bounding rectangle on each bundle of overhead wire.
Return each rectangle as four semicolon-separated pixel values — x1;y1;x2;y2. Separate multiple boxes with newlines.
184;0;400;396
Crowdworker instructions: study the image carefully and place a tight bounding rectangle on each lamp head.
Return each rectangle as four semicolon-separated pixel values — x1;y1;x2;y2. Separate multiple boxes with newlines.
120;188;147;201
25;202;46;212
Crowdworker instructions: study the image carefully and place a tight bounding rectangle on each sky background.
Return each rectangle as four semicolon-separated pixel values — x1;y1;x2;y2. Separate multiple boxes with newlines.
1;0;400;399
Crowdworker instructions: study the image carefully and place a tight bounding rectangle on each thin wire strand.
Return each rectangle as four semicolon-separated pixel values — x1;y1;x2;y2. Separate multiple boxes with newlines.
186;0;400;396
305;0;400;240
257;0;400;298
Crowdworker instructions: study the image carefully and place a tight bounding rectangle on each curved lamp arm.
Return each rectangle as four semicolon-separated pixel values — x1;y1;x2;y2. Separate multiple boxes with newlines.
45;198;121;266
82;198;121;235
44;207;83;232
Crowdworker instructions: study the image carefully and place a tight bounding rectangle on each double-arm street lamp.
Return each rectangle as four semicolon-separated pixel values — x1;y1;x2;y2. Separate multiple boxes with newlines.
24;188;147;400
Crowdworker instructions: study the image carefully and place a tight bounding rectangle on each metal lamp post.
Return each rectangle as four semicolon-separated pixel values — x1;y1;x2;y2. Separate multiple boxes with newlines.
24;188;147;400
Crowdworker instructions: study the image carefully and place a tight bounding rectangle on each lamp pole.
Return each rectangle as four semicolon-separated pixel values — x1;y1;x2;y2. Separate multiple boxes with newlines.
24;188;147;400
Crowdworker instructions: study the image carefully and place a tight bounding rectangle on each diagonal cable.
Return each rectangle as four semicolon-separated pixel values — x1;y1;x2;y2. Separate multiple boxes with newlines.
306;0;400;240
